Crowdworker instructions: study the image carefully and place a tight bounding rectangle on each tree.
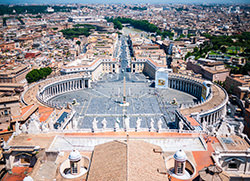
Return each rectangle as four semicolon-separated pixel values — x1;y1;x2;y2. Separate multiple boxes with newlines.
26;67;52;83
221;46;227;53
76;40;81;46
185;52;192;60
113;19;122;30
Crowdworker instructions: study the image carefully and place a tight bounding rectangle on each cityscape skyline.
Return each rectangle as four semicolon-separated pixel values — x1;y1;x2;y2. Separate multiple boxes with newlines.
0;2;250;180
1;0;250;4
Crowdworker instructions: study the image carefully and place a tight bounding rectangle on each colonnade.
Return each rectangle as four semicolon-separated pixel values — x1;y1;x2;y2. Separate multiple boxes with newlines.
168;77;203;99
168;74;228;127
39;78;90;102
199;105;227;126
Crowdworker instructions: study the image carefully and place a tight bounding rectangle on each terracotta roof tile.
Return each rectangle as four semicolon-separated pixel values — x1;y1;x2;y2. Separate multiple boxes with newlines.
38;106;54;122
2;167;32;181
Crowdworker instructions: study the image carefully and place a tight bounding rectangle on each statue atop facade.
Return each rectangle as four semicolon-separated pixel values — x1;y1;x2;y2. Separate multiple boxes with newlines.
179;121;183;131
102;118;107;129
115;118;120;131
15;121;21;135
21;124;27;133
124;116;130;130
238;122;244;134
157;118;163;131
136;117;142;130
92;118;98;131
150;118;155;131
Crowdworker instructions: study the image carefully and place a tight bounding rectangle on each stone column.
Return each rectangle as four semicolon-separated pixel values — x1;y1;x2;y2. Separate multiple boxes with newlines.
82;79;85;88
211;113;214;125
88;79;91;88
48;88;50;97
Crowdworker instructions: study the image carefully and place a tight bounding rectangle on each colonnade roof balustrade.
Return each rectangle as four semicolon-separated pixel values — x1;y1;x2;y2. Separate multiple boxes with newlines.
22;73;90;107
175;78;227;116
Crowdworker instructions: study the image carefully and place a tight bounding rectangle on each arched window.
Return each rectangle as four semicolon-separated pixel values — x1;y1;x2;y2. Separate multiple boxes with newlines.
71;162;78;174
177;162;184;174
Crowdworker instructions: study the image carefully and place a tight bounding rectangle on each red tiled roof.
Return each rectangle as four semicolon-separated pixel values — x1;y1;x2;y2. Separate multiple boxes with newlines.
191;136;218;179
38;106;54;122
12;104;38;122
185;116;200;126
2;167;32;181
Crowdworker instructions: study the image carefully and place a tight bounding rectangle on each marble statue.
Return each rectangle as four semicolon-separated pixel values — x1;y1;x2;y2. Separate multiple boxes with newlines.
150;118;155;130
92;118;98;131
202;120;207;131
41;123;48;133
157;119;163;131
48;118;54;130
115;118;120;130
27;120;41;134
227;124;235;135
15;121;21;135
124;117;130;130
102;118;107;129
136;117;142;129
238;122;244;134
21;124;27;133
179;121;183;131
2;141;10;151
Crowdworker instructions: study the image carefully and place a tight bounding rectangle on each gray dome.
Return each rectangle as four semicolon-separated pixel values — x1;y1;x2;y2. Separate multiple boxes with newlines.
174;149;187;162
69;149;82;162
23;176;33;181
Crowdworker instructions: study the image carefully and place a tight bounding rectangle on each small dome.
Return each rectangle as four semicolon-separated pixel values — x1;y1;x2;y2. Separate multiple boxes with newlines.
174;149;187;162
69;149;82;162
23;176;33;181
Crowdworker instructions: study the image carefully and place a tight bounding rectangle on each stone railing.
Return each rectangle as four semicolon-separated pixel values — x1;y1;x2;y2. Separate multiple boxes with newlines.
22;73;90;106
198;84;228;118
48;127;205;134
167;73;228;124
168;73;204;100
35;74;91;108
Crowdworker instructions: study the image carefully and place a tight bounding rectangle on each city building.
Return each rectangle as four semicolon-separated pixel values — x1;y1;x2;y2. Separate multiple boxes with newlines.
225;74;250;99
0;64;30;83
187;58;230;82
0;96;20;131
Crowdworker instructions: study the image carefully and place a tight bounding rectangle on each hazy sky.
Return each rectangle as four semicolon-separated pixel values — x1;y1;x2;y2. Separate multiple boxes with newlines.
0;0;249;4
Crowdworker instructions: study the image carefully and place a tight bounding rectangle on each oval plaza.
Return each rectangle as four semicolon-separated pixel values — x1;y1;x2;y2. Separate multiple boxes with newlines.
23;64;227;132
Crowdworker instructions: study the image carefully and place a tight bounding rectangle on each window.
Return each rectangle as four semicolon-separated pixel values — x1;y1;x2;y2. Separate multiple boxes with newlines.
71;162;78;173
177;162;184;174
229;162;238;169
